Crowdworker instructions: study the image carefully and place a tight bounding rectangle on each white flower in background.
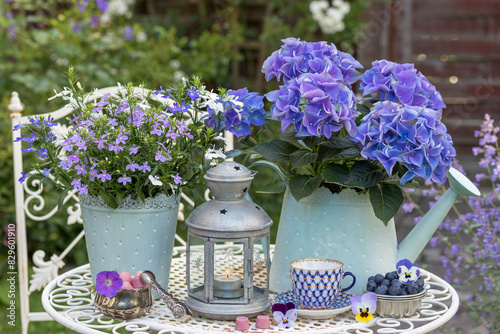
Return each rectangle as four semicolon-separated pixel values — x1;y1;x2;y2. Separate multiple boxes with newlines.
101;0;136;25
205;146;227;161
310;0;350;34
148;175;163;186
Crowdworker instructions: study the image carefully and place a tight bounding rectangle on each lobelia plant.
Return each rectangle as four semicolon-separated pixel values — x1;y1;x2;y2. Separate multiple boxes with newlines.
14;68;265;208
229;37;456;225
403;113;499;333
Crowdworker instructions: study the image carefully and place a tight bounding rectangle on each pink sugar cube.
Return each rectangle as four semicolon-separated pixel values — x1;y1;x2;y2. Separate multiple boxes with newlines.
134;271;144;278
119;271;132;282
121;281;134;290
131;276;145;289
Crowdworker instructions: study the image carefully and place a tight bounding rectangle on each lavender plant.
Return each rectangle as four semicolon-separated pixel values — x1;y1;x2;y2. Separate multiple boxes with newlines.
14;68;263;208
230;38;456;225
404;114;499;333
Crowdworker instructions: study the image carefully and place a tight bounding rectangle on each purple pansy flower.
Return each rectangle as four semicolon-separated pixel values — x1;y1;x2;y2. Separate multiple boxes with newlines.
272;302;297;328
350;292;377;323
397;259;421;284
95;271;123;298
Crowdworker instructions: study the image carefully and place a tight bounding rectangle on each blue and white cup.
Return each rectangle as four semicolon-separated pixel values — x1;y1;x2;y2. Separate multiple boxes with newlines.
289;258;356;310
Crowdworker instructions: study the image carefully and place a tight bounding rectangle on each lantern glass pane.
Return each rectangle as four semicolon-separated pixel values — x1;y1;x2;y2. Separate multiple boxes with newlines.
188;235;205;298
253;236;270;292
213;242;245;300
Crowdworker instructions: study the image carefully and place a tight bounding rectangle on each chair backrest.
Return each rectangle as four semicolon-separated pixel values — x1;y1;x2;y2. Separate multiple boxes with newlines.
10;88;233;334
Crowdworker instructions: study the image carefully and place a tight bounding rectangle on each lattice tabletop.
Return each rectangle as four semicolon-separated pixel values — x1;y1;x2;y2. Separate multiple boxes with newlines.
42;246;459;334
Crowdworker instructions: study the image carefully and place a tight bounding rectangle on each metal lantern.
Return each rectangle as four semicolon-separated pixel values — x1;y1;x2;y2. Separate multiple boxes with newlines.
185;161;273;320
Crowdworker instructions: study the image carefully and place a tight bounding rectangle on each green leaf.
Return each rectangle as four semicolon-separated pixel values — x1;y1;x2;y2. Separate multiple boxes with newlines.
252;140;298;162
115;191;124;206
256;180;288;194
321;137;356;149
289;174;322;201
368;183;404;226
291;149;318;169
57;185;72;213
225;149;244;158
322;161;383;188
302;136;322;148
280;126;298;142
99;189;118;209
356;103;371;116
331;146;361;159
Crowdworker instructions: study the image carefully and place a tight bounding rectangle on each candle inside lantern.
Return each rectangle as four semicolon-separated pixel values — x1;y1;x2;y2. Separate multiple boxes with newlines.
213;267;244;299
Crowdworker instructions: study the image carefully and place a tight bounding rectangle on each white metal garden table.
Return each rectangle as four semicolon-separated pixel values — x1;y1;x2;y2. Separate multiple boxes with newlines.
42;246;459;334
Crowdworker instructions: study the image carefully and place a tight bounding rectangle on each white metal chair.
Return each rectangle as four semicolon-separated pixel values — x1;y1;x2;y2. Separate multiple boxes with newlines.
10;89;233;334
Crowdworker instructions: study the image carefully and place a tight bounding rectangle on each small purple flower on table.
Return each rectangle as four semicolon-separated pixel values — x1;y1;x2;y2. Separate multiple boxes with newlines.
397;259;420;284
272;302;297;328
95;271;123;298
350;292;377;323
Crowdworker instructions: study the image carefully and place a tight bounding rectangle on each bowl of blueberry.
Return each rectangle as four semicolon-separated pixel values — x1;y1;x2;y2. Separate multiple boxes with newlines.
365;270;427;318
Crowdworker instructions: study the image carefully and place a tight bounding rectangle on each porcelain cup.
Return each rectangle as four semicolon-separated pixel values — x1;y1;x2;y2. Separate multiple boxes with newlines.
289;258;356;310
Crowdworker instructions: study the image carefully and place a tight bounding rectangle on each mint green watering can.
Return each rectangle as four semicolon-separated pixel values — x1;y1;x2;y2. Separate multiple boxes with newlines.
266;167;481;295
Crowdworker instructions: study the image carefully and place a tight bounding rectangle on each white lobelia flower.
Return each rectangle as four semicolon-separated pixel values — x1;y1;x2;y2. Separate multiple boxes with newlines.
148;175;163;186
205;147;227;161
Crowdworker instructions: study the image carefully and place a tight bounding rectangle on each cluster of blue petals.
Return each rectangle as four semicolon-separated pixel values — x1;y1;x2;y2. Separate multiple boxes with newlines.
205;88;267;137
353;101;456;185
360;60;446;111
261;37;362;137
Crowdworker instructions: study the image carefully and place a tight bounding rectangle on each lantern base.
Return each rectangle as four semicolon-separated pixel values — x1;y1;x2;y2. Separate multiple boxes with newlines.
185;296;271;320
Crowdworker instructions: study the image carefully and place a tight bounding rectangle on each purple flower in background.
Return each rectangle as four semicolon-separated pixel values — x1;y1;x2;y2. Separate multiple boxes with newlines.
124;26;134;40
89;15;99;28
129;145;140;155
188;88;199;101
8;23;16;40
76;0;89;11
108;118;118;126
95;271;123;298
139;162;151;173
73;21;82;33
360;60;446;111
353;101;455;184
42;168;51;177
126;162;140;172
95;0;108;13
118;174;132;185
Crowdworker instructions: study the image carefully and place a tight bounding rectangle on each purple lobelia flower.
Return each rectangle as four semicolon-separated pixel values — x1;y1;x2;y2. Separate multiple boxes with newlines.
266;72;357;137
360;60;446;111
95;271;123;298
352;101;455;184
124;26;134;40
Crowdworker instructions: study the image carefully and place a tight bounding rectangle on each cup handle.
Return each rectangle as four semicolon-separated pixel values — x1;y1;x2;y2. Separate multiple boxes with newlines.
342;272;356;292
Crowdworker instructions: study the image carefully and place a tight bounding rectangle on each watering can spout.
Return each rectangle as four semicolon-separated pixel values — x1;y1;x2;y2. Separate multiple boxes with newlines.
397;167;481;262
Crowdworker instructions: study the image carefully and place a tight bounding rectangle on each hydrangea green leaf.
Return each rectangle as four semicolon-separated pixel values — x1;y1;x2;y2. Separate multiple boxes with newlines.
322;160;383;188
291;149;318;168
289;174;322;201
368;183;404;226
253;139;298;162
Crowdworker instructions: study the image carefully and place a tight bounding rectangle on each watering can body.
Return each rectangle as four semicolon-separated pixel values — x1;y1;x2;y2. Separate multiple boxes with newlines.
268;168;480;295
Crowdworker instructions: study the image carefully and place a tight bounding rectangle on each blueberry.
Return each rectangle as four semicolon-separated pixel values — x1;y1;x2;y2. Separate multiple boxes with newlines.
368;276;375;282
391;279;402;288
375;285;388;295
385;272;397;281
416;277;425;290
381;279;391;287
366;281;377;292
374;274;385;284
388;285;401;296
399;289;408;295
406;282;420;294
392;270;399;277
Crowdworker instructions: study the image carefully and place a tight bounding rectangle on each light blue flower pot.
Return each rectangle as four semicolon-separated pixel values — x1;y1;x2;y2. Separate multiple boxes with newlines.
80;193;179;291
270;187;396;296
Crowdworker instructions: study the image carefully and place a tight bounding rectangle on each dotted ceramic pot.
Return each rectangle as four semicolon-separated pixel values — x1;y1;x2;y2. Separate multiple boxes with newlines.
80;193;180;291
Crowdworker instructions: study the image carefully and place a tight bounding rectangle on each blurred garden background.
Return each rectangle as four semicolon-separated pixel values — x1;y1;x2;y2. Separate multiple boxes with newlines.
0;0;498;333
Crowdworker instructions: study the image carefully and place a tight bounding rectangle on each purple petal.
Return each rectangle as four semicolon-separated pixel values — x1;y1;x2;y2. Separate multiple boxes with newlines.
360;292;377;313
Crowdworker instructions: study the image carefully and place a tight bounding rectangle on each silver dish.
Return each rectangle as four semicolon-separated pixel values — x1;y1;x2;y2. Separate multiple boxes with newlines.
375;288;427;318
94;286;153;319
